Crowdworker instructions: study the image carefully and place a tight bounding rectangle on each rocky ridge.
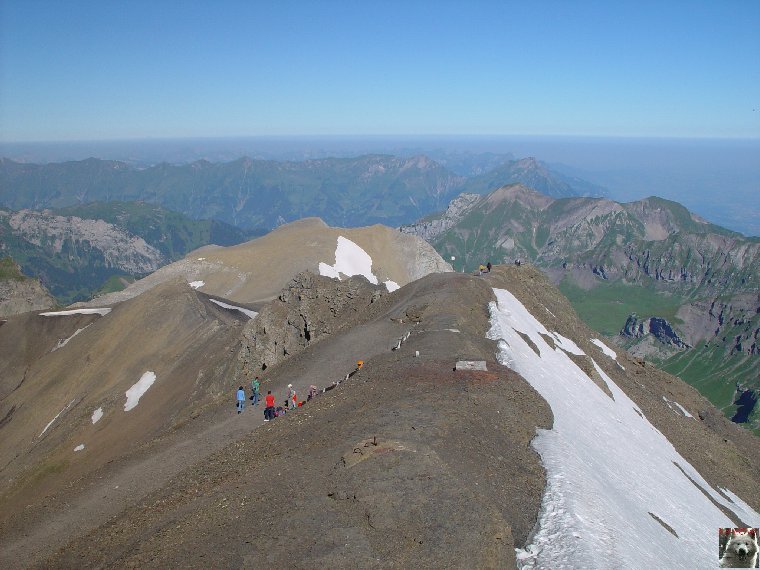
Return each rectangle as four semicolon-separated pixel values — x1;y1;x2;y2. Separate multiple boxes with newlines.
75;218;453;308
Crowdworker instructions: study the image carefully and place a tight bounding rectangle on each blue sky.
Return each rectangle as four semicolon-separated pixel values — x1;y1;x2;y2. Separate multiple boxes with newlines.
1;0;758;141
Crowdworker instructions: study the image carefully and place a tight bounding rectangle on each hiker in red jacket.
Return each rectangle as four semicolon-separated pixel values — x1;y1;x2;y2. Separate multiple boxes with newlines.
264;390;275;421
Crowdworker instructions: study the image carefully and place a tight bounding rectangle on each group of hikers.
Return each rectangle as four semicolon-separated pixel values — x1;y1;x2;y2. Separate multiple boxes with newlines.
235;377;319;421
478;260;522;274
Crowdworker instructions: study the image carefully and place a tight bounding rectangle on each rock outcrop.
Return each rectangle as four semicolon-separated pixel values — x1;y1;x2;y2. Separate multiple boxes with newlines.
0;258;55;317
621;314;691;349
399;192;480;242
239;271;386;372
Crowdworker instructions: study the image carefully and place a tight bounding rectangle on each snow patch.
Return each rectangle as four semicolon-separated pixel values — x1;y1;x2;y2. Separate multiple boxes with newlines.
209;299;258;319
40;308;111;317
550;332;584;355
124;371;157;412
318;236;379;285
720;488;760;526
384;280;400;292
672;401;693;418
487;287;759;569
188;280;205;289
591;338;617;360
663;396;694;418
74;444;85;452
91;407;103;424
52;324;92;351
39;399;75;437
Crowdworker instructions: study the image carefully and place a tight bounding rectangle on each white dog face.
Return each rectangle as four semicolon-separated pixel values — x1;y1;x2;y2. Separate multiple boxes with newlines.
727;532;756;554
721;529;759;568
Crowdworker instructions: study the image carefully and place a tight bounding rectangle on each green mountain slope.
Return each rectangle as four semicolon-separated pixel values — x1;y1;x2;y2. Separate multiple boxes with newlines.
402;185;759;433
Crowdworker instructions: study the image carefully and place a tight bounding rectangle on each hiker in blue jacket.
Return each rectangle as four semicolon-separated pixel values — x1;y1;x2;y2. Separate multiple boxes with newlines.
236;386;246;414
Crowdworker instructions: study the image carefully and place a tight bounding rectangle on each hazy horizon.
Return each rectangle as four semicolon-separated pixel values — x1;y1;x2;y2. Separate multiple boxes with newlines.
2;135;758;237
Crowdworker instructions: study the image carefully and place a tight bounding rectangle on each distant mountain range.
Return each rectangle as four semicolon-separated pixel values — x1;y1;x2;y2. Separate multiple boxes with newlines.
462;157;608;198
401;184;759;431
0;154;606;231
0;154;609;305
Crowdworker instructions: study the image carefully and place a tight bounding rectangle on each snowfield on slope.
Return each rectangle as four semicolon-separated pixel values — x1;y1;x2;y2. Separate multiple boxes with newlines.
124;371;156;412
40;308;111;316
487;287;759;569
319;236;400;292
209;299;258;319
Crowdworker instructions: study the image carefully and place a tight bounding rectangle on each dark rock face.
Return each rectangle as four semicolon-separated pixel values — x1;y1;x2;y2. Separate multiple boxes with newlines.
239;271;386;372
731;388;758;424
621;314;690;349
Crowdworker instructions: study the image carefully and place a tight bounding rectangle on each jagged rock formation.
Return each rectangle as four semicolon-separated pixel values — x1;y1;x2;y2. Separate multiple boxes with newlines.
240;272;386;372
402;193;480;242
621;314;690;349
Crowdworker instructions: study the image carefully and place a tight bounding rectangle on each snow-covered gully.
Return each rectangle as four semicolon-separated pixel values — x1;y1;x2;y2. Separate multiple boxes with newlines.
487;287;759;569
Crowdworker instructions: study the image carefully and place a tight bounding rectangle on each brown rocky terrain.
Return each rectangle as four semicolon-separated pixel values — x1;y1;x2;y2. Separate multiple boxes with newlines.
76;217;452;308
0;263;758;568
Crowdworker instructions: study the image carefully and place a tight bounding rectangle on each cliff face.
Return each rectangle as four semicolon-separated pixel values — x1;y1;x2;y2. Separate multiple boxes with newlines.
4;209;164;274
621;314;691;349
